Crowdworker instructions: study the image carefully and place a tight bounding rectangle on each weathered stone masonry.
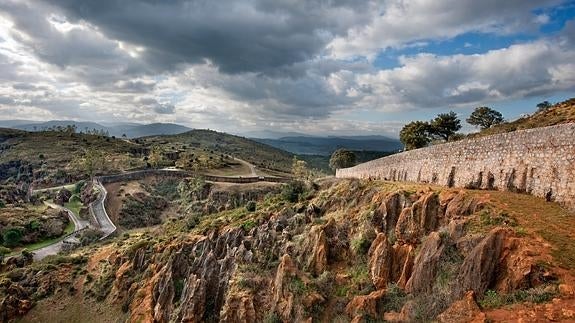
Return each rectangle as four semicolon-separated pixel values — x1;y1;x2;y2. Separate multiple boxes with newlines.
336;123;575;211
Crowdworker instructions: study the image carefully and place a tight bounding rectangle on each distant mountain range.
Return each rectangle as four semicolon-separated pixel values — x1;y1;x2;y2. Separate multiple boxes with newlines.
0;120;192;138
254;135;403;155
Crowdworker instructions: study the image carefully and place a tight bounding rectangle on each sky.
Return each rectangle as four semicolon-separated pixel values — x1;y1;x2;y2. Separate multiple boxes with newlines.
0;0;574;137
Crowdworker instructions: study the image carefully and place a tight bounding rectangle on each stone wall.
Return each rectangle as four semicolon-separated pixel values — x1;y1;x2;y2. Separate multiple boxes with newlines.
98;169;290;184
336;123;575;211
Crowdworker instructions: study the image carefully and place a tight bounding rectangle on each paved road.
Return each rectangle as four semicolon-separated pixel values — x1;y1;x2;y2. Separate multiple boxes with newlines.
31;203;90;261
90;179;117;239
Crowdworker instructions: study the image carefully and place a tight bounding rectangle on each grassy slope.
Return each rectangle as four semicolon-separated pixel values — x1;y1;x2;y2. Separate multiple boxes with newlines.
141;129;295;173
469;98;575;138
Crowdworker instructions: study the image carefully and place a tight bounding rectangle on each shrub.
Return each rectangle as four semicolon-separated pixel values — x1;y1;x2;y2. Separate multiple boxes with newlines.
245;201;257;212
0;200;5;208
74;181;86;194
2;228;22;247
241;219;257;231
351;236;372;256
281;180;306;202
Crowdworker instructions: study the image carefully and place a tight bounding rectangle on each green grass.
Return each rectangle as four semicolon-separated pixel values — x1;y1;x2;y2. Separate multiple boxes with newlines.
65;200;83;217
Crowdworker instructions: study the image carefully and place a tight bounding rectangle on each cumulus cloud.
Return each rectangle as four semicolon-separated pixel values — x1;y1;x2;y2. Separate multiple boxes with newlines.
0;0;573;135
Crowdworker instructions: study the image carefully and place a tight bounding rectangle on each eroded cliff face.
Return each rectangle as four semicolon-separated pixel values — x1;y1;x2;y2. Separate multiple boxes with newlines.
2;179;570;322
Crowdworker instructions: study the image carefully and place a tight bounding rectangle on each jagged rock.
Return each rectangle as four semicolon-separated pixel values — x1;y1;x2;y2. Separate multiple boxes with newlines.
368;233;392;289
443;192;482;219
308;225;328;275
405;232;445;293
455;228;509;297
372;191;410;234
437;291;486;323
393;244;415;289
220;290;256;323
395;192;441;244
495;237;555;293
173;274;205;322
272;254;298;321
345;289;386;320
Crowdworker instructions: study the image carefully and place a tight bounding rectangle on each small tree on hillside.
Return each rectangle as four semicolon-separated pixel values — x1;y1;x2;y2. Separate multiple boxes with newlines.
467;106;504;129
148;146;164;169
292;157;309;180
329;149;356;170
429;111;462;141
536;101;552;112
399;121;432;150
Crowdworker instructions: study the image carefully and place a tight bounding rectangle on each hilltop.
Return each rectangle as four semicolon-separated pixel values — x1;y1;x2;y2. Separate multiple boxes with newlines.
0;120;193;138
471;98;575;138
140;129;296;174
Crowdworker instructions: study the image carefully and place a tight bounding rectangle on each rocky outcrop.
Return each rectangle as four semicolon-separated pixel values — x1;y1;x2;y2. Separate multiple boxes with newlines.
455;228;509;297
405;232;445;293
271;254;298;321
372;191;411;234
395;192;441;244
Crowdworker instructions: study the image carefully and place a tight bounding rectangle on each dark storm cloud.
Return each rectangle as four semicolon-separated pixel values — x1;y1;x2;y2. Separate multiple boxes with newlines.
43;0;369;74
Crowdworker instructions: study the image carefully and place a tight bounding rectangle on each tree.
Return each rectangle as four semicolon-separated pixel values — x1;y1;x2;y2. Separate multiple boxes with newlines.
466;106;504;129
429;111;462;141
2;228;22;247
399;121;432;150
148;146;164;169
329;149;357;170
536;101;552;112
291;157;309;180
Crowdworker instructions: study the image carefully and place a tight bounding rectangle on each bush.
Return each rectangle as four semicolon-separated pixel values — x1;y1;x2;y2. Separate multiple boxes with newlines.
351;236;373;256
0;200;5;208
245;201;257;212
2;228;22;247
74;181;86;194
281;180;306;203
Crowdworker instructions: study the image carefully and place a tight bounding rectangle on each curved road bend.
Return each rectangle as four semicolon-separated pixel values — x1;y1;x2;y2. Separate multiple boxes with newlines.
90;179;117;239
32;202;90;261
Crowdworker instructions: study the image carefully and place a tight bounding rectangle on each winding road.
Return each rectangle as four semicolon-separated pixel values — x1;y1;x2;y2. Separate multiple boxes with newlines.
90;179;117;239
31;202;90;261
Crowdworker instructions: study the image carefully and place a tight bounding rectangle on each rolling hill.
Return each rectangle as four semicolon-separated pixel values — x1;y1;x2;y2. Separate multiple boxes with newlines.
140;129;296;174
0;120;192;138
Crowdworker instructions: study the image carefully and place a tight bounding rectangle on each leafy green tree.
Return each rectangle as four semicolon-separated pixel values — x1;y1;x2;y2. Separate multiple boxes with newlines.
536;101;552;112
429;111;462;141
329;149;357;170
399;121;432;150
466;107;504;129
2;229;22;247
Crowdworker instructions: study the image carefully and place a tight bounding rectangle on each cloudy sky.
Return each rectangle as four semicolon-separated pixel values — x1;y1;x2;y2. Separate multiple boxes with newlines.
0;0;574;137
